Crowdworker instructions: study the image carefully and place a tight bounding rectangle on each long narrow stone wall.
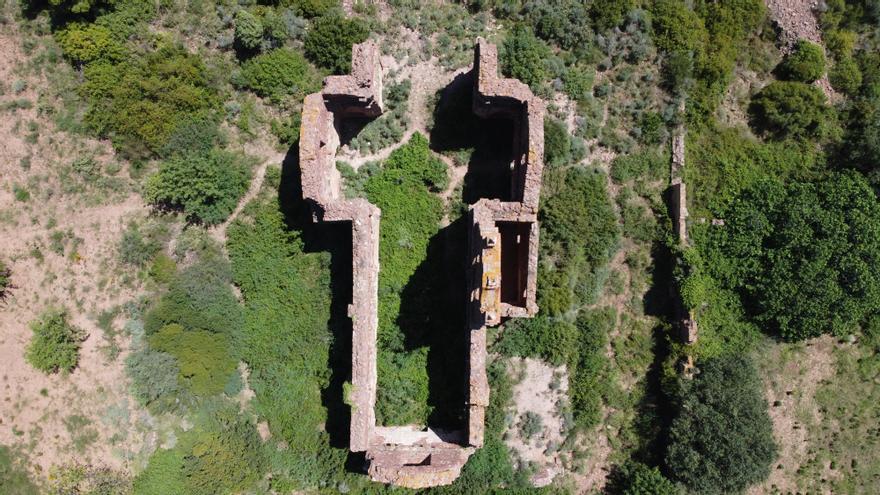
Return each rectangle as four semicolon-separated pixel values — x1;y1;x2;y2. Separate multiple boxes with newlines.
298;38;544;488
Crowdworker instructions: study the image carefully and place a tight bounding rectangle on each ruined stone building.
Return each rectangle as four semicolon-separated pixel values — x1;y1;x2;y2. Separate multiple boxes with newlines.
298;38;545;488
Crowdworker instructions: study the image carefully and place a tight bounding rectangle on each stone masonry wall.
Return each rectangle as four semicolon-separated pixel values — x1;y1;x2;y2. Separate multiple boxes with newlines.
298;38;544;488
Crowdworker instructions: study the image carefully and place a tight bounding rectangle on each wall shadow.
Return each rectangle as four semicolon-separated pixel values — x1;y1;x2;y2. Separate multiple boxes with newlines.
396;216;469;429
279;145;354;451
430;70;515;203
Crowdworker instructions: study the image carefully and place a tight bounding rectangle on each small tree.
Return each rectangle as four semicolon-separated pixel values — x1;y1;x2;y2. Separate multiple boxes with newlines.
618;462;679;495
26;309;86;374
665;355;777;493
303;14;368;74
144;149;251;225
748;81;828;140
779;40;826;83
500;25;549;88
234;10;264;51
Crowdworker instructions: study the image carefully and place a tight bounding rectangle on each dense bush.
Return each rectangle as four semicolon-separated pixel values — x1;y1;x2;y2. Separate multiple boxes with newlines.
134;402;265;495
843;91;880;172
237;48;320;101
610;148;667;184
227;173;351;488
303;14;368;74
701;173;880;340
118;222;162;267
80;42;220;161
539;167;619;315
618;462;680;495
748;81;829;140
523;1;592;51
144;249;243;338
56;23;126;66
500;25;549;88
144;149;252;225
234;10;264;51
348;80;411;154
544;118;570;167
363;133;449;424
829;56;862;95
666;355;776;493
650;0;708;54
125;348;182;414
25;309;85;374
778;40;826;83
149;324;237;397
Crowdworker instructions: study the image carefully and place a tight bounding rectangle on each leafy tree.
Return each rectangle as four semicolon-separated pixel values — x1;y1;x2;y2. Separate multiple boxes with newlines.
145;149;251;225
500;25;549;88
778;40;826;83
234;10;263;51
303;14;368;74
748;81;828;140
25;309;85;374
666;355;776;493
703;173;880;340
524;1;592;50
237;48;320;101
80;42;220;160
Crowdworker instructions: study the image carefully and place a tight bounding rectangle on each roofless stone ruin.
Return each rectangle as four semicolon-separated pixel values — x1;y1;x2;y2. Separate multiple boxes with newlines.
298;38;545;488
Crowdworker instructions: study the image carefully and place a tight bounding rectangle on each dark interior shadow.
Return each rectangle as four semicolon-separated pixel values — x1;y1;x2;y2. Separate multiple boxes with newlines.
430;70;515;204
396;216;469;429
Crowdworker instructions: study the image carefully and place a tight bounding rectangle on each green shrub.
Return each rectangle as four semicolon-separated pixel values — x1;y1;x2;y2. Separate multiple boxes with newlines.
285;0;339;18
618;462;679;495
778;40;826;83
234;10;264;51
844;91;880;171
0;445;39;495
0;261;10;299
543;118;570;167
160;116;224;159
56;23;126;65
500;25;549;88
748;81;829;140
701;173;880;341
303;14;368;74
539;167;619;314
666;355;776;493
148;253;177;284
829;56;862;95
650;0;708;54
524;1;592;51
134;402;265;495
227;178;349;487
144;249;243;338
498;316;578;366
238;48;320;102
25;309;85;374
80;42;220;161
610;148;666;184
118;222;161;267
145;149;252;225
569;307;615;429
149;324;237;397
125;348;183;414
562;65;594;103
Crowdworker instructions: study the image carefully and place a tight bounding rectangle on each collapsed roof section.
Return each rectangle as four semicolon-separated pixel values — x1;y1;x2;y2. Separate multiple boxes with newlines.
298;37;544;488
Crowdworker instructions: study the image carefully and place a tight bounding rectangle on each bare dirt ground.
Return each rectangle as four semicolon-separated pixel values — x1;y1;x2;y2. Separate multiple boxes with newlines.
750;335;837;494
504;357;570;487
0;24;160;479
765;0;839;100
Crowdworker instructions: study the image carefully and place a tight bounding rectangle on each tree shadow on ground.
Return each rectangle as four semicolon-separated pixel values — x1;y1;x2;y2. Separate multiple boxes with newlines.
430;70;515;204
